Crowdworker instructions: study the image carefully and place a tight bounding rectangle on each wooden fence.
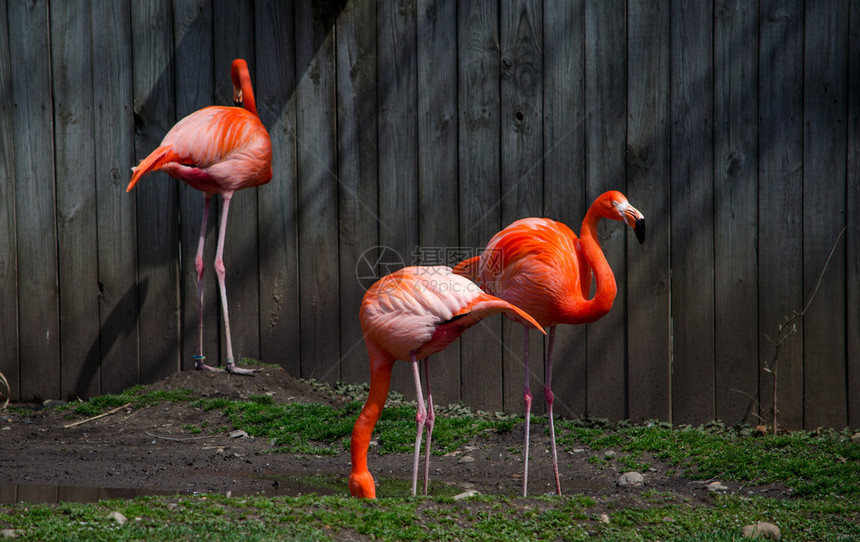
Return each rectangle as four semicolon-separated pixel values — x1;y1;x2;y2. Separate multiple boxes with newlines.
0;0;857;429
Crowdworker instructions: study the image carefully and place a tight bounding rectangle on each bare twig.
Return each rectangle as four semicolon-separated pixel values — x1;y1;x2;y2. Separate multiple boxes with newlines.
64;403;133;429
0;372;9;410
145;432;214;442
764;226;846;435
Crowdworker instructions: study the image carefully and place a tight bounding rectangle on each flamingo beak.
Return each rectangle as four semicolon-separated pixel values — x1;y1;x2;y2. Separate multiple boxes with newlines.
621;204;646;244
233;86;243;108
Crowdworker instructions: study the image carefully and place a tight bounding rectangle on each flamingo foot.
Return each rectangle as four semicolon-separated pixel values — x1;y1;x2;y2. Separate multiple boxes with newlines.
194;356;225;372
226;361;261;376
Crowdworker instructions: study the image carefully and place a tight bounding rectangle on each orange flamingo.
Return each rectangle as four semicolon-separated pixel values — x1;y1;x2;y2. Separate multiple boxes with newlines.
127;59;272;375
350;266;545;498
454;190;645;496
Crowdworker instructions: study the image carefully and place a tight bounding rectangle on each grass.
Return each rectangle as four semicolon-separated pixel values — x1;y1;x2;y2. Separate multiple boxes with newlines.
5;382;857;540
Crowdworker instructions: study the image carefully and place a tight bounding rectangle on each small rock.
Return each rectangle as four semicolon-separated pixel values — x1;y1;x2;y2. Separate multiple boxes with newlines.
1;529;19;539
108;511;127;525
741;521;781;540
570;448;586;454
1;427;9;431
850;432;860;444
598;513;610;524
42;399;66;408
617;472;645;487
662;516;676;523
453;489;480;500
603;450;616;458
229;430;248;439
458;455;475;463
706;481;729;492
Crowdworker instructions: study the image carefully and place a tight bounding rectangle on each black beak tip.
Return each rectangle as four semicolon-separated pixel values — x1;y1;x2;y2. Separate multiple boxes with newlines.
634;218;646;244
234;100;243;108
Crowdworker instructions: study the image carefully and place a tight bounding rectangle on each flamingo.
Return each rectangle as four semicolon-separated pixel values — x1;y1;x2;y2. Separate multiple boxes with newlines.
349;266;545;499
453;190;646;496
127;59;272;375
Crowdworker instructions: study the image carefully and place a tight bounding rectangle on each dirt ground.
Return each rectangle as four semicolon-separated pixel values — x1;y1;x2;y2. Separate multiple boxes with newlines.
0;368;787;508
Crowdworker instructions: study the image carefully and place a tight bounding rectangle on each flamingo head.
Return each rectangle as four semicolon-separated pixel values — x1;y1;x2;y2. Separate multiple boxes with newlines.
230;58;249;107
603;191;646;244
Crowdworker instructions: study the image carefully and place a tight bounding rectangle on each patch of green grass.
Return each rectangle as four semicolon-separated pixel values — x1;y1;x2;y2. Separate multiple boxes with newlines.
557;419;860;498
4;493;857;541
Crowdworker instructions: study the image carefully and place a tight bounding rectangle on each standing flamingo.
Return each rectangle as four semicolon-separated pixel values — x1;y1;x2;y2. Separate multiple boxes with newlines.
453;191;645;496
350;266;545;499
127;59;272;375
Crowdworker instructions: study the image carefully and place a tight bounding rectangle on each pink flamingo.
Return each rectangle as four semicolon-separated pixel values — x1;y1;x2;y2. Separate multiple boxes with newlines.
127;59;272;375
454;191;646;495
349;266;545;498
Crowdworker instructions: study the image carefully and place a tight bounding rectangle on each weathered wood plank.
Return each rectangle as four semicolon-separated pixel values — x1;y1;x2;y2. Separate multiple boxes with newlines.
255;0;300;374
417;0;460;405
0;0;19;401
378;0;419;397
173;0;217;372
130;0;181;385
802;0;848;429
214;1;261;368
713;0;758;425
500;0;543;415
584;0;626;421
848;0;860;428
458;0;503;412
626;0;671;423
543;0;586;419
92;0;140;395
757;0;804;431
51;0;100;399
9;0;61;400
670;0;715;425
336;0;379;385
296;0;340;381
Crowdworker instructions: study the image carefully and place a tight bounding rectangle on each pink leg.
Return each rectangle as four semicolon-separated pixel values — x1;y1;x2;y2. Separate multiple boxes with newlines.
194;196;222;372
214;192;258;376
423;360;435;496
522;325;532;497
545;326;561;495
410;352;427;496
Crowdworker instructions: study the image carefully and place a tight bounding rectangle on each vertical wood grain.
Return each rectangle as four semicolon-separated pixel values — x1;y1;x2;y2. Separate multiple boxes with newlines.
417;0;460;405
9;0;61;400
0;0;19;401
626;0;671;422
131;0;181;385
543;0;586;419
296;0;340;381
670;0;716;425
500;0;543;415
337;0;379;385
802;0;848;429
584;0;627;420
52;0;100;399
848;0;860;427
458;0;503;411
92;0;140;395
713;0;759;425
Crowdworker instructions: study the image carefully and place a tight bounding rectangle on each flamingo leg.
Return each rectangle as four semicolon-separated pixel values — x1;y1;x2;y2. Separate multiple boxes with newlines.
423;359;435;496
214;192;259;376
193;195;222;372
522;325;532;497
545;326;562;495
410;352;427;496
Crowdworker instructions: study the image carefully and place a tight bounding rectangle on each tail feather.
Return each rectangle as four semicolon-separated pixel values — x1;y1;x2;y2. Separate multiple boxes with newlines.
452;256;481;280
126;146;182;192
461;294;546;334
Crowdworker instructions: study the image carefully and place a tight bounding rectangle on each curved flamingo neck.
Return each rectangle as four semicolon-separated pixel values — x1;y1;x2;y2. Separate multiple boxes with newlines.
575;208;617;322
349;343;395;498
231;61;259;117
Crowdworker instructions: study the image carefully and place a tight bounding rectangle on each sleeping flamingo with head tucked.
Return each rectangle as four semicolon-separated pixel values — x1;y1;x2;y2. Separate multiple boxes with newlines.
127;59;272;375
454;190;646;496
349;265;545;498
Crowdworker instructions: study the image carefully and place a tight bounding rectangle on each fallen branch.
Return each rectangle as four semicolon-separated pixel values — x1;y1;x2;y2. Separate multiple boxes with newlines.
145;432;214;442
64;403;132;429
